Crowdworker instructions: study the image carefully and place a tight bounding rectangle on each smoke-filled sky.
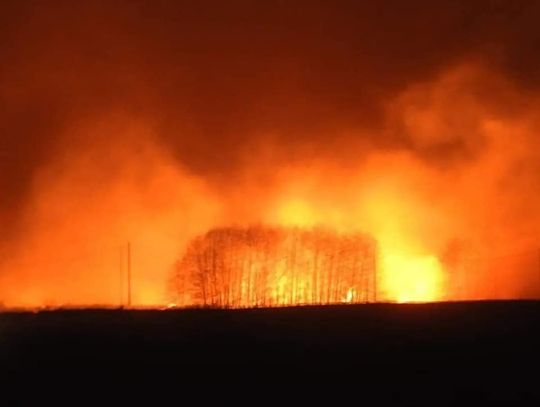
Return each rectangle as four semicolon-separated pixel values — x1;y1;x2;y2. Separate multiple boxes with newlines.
1;1;540;306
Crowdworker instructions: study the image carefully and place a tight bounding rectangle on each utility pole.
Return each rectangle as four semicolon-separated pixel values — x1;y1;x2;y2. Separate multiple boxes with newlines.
119;246;124;307
127;241;132;308
373;243;378;303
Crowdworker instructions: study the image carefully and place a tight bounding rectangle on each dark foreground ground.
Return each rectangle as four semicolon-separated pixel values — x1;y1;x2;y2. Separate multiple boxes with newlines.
2;301;540;403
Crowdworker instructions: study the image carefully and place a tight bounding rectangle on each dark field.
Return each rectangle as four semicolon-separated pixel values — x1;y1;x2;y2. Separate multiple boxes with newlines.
2;301;540;366
2;301;540;402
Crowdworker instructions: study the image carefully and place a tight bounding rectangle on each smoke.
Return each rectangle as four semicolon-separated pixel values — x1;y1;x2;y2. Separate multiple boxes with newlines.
1;1;540;305
0;114;222;306
259;63;540;300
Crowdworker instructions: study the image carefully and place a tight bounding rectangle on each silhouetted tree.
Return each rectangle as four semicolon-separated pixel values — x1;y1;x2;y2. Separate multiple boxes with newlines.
171;225;377;307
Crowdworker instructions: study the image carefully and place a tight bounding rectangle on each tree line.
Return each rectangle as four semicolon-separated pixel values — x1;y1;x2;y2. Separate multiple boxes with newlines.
170;225;378;307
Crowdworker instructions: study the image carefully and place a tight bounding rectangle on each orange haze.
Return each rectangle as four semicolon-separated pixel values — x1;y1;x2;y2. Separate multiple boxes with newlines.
1;62;539;308
1;0;540;309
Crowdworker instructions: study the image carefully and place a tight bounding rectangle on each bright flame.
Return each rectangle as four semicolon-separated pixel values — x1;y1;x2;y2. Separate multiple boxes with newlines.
277;199;316;227
342;288;354;303
382;252;444;302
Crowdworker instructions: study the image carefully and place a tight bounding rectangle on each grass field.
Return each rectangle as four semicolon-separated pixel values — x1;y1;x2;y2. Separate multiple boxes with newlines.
3;301;540;402
1;301;539;367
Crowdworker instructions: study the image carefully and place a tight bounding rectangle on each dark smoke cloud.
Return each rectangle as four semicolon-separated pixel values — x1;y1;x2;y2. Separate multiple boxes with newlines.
1;0;539;262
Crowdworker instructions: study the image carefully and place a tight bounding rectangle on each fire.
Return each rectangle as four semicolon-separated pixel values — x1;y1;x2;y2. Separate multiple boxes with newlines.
382;252;443;303
342;288;354;303
267;179;448;304
3;61;539;309
171;226;378;307
277;199;316;227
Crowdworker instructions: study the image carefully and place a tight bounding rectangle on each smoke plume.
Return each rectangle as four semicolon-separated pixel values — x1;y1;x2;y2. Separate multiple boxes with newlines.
1;1;540;306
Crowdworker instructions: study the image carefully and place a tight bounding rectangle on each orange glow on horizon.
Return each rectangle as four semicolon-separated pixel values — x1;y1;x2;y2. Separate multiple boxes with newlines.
382;253;444;303
1;63;539;309
271;190;446;303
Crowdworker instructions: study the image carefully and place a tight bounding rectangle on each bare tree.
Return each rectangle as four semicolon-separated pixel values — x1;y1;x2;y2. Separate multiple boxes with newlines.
171;225;378;308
